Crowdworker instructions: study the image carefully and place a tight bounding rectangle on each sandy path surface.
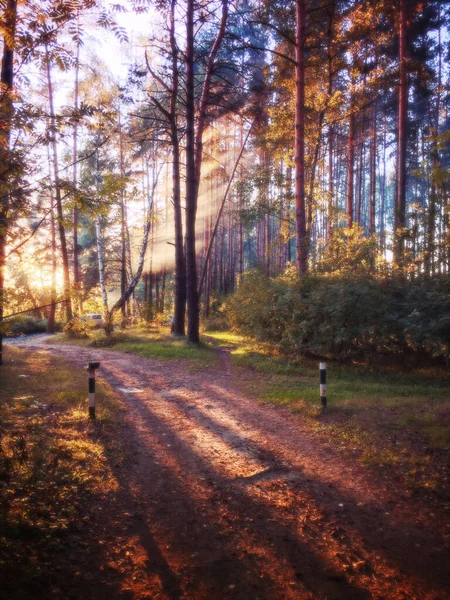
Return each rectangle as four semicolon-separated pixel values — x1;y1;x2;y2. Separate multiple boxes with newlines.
13;338;450;599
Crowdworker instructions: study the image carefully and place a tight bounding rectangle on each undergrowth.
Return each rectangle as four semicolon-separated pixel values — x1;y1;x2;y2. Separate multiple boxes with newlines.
0;346;126;598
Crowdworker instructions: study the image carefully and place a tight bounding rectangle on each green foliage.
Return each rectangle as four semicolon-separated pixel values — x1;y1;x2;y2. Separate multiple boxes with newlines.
224;267;450;362
316;225;382;275
63;317;92;339
2;316;50;337
402;276;450;360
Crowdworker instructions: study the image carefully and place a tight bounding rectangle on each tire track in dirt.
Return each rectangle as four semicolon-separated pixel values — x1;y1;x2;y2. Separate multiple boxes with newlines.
20;340;450;599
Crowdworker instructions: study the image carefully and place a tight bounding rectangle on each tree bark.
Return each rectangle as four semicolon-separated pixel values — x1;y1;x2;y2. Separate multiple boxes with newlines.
46;44;72;322
0;0;17;365
118;109;127;320
72;22;81;310
347;101;355;229
394;0;408;266
185;0;228;342
369;103;377;234
294;0;307;275
95;214;109;315
169;0;186;336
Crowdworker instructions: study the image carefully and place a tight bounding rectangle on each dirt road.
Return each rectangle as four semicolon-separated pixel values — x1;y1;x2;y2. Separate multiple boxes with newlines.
15;339;450;599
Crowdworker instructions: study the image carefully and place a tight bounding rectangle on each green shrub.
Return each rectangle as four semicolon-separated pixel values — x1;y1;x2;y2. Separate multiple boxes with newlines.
224;267;450;363
3;316;49;337
63;317;92;339
402;276;450;359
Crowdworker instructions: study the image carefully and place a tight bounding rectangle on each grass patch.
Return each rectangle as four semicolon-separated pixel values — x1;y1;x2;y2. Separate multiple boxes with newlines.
0;346;127;598
205;331;315;376
52;326;218;367
206;330;450;493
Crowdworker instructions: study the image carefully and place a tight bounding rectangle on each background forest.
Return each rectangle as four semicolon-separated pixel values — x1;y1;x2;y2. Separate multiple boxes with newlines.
0;0;449;362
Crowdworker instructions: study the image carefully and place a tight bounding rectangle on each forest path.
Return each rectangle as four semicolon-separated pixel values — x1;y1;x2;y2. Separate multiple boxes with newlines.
16;338;450;599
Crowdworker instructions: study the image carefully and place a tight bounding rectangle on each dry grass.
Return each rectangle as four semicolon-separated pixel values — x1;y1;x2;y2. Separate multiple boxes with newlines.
0;346;127;598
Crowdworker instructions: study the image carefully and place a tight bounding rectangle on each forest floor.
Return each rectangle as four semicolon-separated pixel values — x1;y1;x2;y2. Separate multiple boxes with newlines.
1;332;449;600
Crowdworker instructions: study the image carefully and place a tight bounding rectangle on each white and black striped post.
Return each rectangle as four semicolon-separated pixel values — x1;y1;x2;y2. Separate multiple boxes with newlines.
88;361;100;419
320;362;327;408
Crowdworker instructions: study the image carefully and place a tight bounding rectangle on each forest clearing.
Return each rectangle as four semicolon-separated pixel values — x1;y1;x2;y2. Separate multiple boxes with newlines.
1;0;450;598
0;330;449;599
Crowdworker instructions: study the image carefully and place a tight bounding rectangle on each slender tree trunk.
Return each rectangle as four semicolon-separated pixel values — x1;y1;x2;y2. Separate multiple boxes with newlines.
286;166;292;263
185;0;199;342
308;110;325;241
369;102;377;234
95;215;109;315
356;126;364;225
185;0;228;342
160;268;166;313
295;0;307;274
327;128;334;240
118;110;127;320
72;23;81;311
47;202;57;333
46;45;72;322
325;3;335;242
169;0;186;336
394;0;408;266
0;0;16;365
347;100;355;229
46;142;57;334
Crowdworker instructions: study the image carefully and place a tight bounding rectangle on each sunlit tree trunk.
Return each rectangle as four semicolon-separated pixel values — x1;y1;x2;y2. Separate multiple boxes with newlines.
46;44;72;322
0;0;16;365
95;214;109;315
325;0;335;244
185;0;228;342
394;0;408;267
347;100;355;228
72;19;81;312
118;109;128;320
168;0;186;336
369;103;377;234
294;0;307;274
46;142;57;334
327;128;334;240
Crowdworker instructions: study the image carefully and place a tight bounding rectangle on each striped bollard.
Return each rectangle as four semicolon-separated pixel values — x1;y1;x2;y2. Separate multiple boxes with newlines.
320;362;327;408
88;361;100;419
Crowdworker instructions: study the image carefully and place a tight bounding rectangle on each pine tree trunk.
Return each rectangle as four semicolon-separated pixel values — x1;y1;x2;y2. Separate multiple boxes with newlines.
326;4;334;242
118;110;128;320
294;0;308;274
394;0;408;266
73;27;81;311
184;0;199;342
168;0;186;336
46;44;72;322
47;202;57;334
0;0;16;365
185;0;228;342
160;268;166;313
369;103;377;234
347;101;355;228
327;128;334;240
95;215;109;315
46;142;57;334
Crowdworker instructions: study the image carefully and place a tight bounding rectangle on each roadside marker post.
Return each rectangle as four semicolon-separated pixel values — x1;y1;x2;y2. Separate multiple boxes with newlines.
88;361;100;419
320;362;327;408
